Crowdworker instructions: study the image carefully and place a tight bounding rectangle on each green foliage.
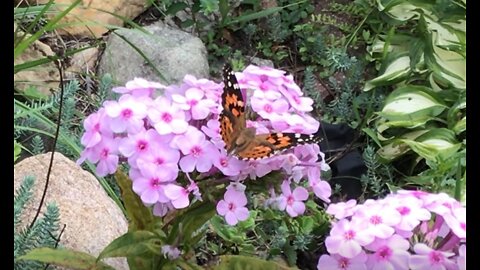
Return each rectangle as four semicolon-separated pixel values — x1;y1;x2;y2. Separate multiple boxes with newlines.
361;0;466;198
30;135;45;155
14;176;61;270
360;144;393;198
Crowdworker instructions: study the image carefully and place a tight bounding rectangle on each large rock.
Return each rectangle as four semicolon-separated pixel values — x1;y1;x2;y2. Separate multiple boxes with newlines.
14;153;129;269
25;0;148;38
14;28;60;96
97;21;209;87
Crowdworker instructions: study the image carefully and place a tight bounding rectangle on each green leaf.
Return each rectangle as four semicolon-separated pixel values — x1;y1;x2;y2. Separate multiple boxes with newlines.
377;85;447;128
167;200;215;246
98;231;161;260
115;170;155;231
212;255;296;270
210;216;244;244
18;247;115;270
364;54;411;91
401;128;461;161
14;140;22;162
219;0;230;21
14;0;82;59
377;130;429;162
165;2;188;15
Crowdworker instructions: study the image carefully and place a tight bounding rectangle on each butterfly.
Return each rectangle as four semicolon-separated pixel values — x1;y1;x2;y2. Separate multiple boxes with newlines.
219;64;323;160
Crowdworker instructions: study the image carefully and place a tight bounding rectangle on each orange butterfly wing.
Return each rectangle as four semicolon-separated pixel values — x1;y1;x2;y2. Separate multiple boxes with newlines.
236;132;323;160
219;64;246;152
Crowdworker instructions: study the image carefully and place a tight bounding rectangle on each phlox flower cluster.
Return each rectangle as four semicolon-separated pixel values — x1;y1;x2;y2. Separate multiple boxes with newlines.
78;65;331;226
318;190;466;270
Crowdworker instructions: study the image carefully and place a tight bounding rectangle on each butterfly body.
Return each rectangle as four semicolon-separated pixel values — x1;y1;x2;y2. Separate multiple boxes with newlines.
219;64;322;160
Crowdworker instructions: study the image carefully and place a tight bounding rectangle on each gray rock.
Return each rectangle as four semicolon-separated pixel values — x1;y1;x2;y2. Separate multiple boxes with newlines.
14;153;129;269
247;57;274;68
97;21;209;88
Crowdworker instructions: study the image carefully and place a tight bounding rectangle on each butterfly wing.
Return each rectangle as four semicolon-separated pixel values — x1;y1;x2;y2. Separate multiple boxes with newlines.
219;64;246;151
236;132;323;160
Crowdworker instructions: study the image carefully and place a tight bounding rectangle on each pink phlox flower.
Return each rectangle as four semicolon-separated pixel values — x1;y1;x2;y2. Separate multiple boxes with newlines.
326;199;358;220
171;88;216;120
386;196;431;233
423;193;462;216
182;74;223;102
365;234;410;270
250;95;289;119
307;166;331;203
135;141;180;182
277;84;314;112
271;113;319;134
148;97;189;135
161;245;181;260
164;184;191;209
277;180;309;217
317;252;368;270
80;108;111;148
79;136;119;177
325;219;375;258
442;206;466;239
353;203;402;239
104;94;147;134
172;127;219;173
244;160;273;179
409;243;458;270
216;189;250;225
213;149;247;176
132;168;170;205
113;77;165;97
153;201;174;217
118;129;164;166
201;119;225;149
457;245;465;270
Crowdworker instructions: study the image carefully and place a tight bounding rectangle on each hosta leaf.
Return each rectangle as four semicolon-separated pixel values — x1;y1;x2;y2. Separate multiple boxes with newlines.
364;54;411;91
377;130;429;161
401;128;461;161
377;85;447;127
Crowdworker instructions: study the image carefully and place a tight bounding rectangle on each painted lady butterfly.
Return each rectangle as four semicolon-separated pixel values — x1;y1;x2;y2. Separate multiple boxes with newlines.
219;64;323;160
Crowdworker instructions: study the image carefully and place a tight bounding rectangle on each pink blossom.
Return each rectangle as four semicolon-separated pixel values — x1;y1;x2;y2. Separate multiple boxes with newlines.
163;184;190;209
161;245;181;260
172;127;219;173
250;95;289;119
307;166;331;203
386;196;431;232
365;234;410;270
442;206;466;239
113;77;165;97
79;136;119;177
353;203;402;239
104;94;147;134
80;108;110;148
409;243;458;270
457;245;465;270
213;150;247;176
216;189;250;225
132;168;170;204
148;97;188;135
136;142;180;182
171;88;216;120
326;200;358;220
277;181;309;217
118;129;161;166
317;252;367;270
325;219;375;258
